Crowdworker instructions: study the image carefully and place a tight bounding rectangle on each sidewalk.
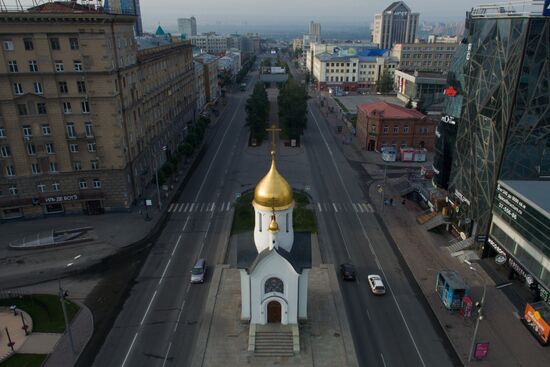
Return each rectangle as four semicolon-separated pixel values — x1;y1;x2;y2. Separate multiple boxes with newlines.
315;95;550;366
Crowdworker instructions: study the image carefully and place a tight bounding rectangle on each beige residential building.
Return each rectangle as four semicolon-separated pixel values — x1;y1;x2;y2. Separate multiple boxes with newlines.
189;33;229;54
391;41;458;72
194;53;219;103
0;2;195;219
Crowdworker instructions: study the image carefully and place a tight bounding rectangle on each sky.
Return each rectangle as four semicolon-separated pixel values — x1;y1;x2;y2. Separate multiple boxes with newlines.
139;0;483;32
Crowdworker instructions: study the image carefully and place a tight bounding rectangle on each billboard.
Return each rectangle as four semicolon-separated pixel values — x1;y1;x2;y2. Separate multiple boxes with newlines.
544;0;550;16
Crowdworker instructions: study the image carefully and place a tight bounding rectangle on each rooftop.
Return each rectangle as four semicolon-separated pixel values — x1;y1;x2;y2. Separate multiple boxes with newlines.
357;101;426;120
499;180;550;215
0;0;135;15
470;1;547;18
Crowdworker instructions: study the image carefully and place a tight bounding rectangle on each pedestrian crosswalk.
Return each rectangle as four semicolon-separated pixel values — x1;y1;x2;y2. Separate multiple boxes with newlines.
167;202;232;213
167;201;375;214
315;202;375;213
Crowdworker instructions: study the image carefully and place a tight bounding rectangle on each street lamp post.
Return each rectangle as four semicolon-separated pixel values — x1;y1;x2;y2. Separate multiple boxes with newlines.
59;254;82;356
153;145;168;210
466;264;487;362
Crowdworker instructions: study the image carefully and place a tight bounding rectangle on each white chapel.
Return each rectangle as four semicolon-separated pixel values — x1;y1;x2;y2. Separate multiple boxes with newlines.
237;149;311;325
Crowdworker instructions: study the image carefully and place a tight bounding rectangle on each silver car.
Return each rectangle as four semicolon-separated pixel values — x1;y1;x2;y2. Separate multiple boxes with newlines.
367;274;386;295
190;258;206;283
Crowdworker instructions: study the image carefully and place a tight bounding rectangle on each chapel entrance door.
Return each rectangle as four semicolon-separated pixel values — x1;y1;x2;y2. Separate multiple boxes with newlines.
267;301;281;323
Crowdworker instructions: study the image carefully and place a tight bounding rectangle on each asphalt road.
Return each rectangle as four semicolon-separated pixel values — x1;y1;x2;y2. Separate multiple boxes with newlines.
304;97;456;367
91;72;256;367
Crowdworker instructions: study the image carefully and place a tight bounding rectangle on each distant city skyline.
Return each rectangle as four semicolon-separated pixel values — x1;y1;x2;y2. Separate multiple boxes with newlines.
139;0;482;33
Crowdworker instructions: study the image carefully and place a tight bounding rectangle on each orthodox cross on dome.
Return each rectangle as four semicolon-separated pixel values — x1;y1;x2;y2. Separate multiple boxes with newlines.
266;124;282;152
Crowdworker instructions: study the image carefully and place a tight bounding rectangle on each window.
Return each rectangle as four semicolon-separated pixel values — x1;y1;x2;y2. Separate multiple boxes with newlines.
59;81;68;94
371;124;377;133
90;160;99;170
0;145;10;157
31;163;41;175
403;125;409;134
69;37;79;50
0;127;5;138
87;142;96;152
24;38;33;50
37;183;46;193
79;179;88;189
28;60;38;72
81;101;90;113
37;103;47;114
26;143;36;155
383;125;389;134
13;83;23;95
22;126;32;137
49;162;58;173
6;165;15;177
92;178;101;189
3;40;14;51
17;103;28;116
55;60;64;72
45;143;55;154
73;161;82;171
50;38;60;50
63;102;72;114
66;123;76;138
69;143;79;153
393;126;399;133
77;81;86;93
85;123;94;137
41;124;51;136
9;185;17;196
33;82;43;94
264;277;284;294
52;182;60;191
73;60;82;72
8;60;18;72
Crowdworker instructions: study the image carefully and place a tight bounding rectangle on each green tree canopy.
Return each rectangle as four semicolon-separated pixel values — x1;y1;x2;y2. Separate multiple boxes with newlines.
377;70;394;94
278;79;308;141
245;82;270;143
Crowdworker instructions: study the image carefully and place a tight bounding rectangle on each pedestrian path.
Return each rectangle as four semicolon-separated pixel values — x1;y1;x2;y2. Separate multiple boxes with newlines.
167;201;233;213
315;202;375;213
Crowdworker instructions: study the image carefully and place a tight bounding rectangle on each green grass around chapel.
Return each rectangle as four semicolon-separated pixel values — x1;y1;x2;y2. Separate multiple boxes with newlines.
0;294;79;333
0;354;47;367
231;191;317;234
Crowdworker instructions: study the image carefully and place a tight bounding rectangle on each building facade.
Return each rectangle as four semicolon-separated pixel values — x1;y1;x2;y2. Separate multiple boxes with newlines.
105;0;143;35
433;3;550;238
194;53;219;103
487;180;550;306
193;61;206;112
356;101;435;152
308;21;321;44
177;17;197;38
391;41;458;72
372;1;419;49
0;3;196;219
394;69;447;109
189;33;229;54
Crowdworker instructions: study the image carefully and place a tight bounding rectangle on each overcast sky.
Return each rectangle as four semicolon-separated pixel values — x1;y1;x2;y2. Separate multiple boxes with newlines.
139;0;480;32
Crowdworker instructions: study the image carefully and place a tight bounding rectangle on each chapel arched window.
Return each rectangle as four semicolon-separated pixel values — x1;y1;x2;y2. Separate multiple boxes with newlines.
264;277;284;294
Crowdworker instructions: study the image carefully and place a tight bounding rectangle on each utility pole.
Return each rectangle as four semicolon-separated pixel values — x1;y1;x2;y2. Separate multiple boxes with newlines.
58;279;76;356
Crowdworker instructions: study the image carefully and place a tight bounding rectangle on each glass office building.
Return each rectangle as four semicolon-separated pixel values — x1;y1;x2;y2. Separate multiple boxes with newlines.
433;2;550;237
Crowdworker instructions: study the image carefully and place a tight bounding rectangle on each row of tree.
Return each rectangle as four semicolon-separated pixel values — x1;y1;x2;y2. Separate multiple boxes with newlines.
245;82;270;144
278;79;308;143
236;55;257;84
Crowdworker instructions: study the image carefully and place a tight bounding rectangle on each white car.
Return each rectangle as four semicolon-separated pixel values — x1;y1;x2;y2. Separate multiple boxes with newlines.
367;274;386;295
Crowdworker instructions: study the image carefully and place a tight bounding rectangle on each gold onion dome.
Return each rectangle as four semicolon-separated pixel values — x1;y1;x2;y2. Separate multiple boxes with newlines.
253;151;293;210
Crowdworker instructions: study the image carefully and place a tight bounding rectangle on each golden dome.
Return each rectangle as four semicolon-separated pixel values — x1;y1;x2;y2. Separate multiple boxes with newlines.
253;151;294;210
268;215;279;232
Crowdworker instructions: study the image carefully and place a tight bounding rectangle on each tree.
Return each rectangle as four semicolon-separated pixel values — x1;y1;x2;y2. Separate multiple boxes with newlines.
245;82;270;144
278;79;308;142
377;70;394;94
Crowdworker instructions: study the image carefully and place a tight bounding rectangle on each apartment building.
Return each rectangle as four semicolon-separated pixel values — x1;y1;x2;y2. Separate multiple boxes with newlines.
0;2;196;219
194;53;220;103
391;41;458;72
372;1;419;49
189;33;229;54
178;16;197;38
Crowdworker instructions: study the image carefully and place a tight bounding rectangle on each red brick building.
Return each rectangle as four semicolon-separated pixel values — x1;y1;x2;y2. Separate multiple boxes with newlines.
356;101;436;151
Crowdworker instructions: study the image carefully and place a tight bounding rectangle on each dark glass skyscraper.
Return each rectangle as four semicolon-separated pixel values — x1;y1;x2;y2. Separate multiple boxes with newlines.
433;3;550;236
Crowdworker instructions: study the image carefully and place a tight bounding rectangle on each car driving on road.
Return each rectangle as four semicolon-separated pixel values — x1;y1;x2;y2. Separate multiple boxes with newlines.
340;263;357;281
367;274;386;295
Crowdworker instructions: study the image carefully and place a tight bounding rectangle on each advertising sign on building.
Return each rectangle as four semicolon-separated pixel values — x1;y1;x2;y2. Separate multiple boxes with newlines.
544;0;550;16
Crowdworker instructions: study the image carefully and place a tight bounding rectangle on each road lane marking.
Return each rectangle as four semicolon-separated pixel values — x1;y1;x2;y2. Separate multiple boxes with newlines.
178;203;184;213
375;257;382;270
310;108;427;367
367;203;374;212
323;203;328;211
140;290;158;326
121;332;139;367
226;202;231;211
200;203;205;212
332;203;338;212
161;342;172;367
317;203;322;212
183;203;189;212
381;353;387;367
172;233;184;256
190;203;195;212
211;202;216;212
366;309;372;321
168;203;175;212
352;203;358;212
159;258;172;285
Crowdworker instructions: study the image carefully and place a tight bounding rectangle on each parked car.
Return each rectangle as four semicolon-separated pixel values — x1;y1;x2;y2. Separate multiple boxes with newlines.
190;258;206;283
340;263;357;281
367;274;386;295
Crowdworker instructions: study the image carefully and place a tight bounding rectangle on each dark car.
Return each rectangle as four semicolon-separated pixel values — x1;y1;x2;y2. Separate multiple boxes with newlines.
340;263;356;281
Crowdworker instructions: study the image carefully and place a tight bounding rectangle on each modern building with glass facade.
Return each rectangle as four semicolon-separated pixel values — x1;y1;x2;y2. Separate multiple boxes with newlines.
433;2;550;239
488;180;550;305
